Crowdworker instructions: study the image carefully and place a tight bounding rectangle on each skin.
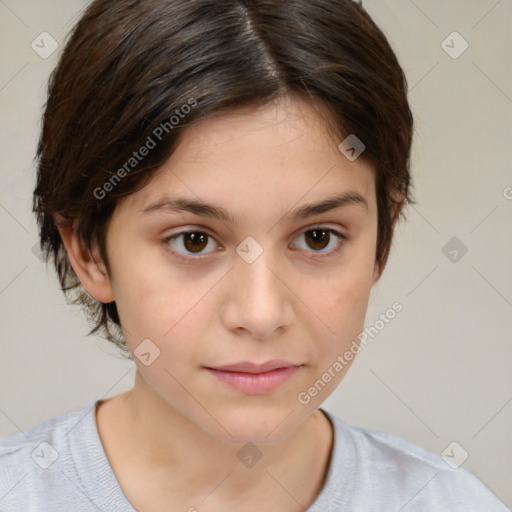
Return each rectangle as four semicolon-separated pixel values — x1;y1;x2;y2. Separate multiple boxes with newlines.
58;95;395;511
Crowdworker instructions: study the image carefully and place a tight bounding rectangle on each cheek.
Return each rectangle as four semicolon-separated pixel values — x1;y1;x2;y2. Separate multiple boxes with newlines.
321;277;371;341
305;258;375;361
111;257;218;371
108;250;188;341
314;244;375;324
292;273;373;408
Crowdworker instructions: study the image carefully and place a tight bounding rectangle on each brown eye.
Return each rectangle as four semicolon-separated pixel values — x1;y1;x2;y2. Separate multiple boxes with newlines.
304;229;331;251
293;226;346;255
165;231;217;258
182;232;208;253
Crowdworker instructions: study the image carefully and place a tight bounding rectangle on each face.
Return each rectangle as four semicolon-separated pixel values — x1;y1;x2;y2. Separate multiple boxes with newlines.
102;96;379;445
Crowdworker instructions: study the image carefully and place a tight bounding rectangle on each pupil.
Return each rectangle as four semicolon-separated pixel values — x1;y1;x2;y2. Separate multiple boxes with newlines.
307;229;329;251
184;232;207;253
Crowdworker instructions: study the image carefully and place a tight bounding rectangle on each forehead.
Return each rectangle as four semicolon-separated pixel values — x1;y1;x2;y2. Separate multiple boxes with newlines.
116;96;376;222
172;95;359;168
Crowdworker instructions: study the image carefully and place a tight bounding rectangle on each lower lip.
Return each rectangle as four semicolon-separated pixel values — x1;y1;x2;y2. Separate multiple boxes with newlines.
205;366;301;395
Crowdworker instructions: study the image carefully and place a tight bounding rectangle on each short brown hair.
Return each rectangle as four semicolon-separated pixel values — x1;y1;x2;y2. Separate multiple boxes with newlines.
33;0;414;357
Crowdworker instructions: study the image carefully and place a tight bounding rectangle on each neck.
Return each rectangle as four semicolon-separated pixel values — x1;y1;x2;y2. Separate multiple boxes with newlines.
103;370;334;508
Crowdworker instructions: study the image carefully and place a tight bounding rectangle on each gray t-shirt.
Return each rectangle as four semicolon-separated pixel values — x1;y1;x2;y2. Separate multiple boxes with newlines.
0;399;507;511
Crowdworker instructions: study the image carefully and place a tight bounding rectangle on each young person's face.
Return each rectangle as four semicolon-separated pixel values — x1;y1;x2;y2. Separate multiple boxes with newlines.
102;96;379;444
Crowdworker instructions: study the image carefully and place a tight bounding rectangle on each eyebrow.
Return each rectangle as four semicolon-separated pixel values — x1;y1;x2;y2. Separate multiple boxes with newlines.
140;192;368;223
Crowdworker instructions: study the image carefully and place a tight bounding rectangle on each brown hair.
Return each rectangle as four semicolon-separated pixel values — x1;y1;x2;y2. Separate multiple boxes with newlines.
33;0;414;357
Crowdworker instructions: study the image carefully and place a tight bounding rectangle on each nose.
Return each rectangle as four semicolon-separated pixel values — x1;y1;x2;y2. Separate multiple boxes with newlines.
220;248;295;340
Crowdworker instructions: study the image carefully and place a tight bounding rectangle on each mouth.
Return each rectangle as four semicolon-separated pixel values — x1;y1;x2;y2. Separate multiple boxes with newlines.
204;360;303;395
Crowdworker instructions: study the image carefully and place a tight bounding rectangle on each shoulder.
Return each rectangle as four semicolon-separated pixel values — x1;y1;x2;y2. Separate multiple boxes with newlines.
323;412;508;511
0;407;72;474
0;402;97;511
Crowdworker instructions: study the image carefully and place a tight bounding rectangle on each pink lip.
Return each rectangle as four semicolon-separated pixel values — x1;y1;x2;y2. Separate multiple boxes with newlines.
205;360;302;395
209;359;300;373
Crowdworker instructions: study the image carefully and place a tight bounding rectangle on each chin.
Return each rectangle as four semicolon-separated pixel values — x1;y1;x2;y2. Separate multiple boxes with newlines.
201;401;310;446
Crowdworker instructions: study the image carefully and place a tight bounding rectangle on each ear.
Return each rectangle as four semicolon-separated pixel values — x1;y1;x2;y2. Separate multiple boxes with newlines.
371;200;404;285
372;260;382;285
55;215;115;303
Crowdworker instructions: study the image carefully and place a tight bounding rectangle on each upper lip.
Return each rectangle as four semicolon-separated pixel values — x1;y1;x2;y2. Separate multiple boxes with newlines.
206;360;302;373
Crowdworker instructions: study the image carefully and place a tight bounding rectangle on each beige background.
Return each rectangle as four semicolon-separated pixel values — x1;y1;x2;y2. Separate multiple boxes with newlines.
1;0;511;507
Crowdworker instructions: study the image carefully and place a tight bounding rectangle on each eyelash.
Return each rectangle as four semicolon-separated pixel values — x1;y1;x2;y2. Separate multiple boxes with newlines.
161;226;348;265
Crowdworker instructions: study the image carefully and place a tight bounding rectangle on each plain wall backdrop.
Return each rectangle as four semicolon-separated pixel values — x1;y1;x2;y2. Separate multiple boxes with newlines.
1;0;511;507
